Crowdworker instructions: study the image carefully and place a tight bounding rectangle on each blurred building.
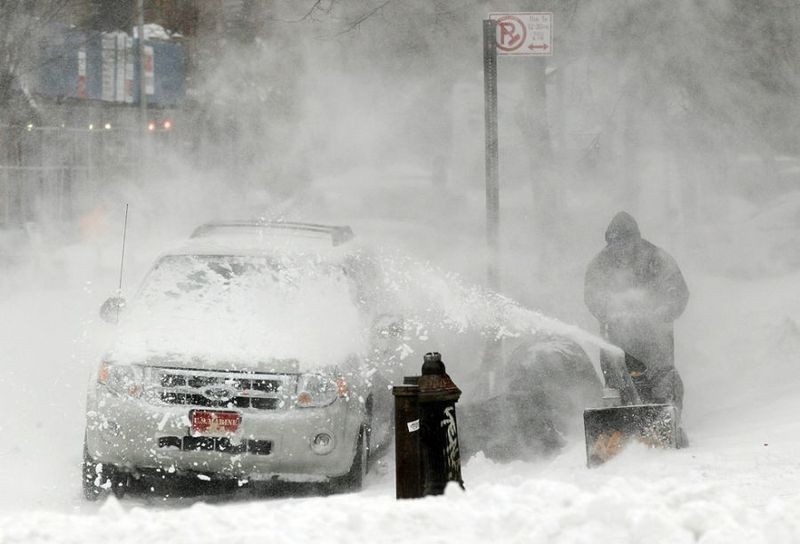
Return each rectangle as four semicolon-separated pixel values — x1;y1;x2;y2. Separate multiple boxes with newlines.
0;1;192;228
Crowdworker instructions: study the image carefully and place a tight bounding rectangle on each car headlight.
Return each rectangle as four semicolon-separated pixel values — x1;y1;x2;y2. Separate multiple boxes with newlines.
295;373;348;408
98;361;144;398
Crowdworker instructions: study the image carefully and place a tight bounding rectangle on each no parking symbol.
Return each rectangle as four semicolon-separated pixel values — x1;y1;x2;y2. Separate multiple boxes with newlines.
489;12;553;56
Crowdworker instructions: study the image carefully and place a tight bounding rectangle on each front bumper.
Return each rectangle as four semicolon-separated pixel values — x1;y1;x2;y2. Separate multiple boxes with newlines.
85;387;362;482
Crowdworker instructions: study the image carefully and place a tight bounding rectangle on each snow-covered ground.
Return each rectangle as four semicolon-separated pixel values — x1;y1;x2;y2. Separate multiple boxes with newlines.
0;209;799;543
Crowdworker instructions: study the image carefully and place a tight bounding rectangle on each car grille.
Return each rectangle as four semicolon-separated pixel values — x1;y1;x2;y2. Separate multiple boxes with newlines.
157;436;272;455
150;367;294;411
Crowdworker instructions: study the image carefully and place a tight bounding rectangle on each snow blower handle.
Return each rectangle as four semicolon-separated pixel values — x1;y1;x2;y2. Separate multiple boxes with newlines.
598;341;641;406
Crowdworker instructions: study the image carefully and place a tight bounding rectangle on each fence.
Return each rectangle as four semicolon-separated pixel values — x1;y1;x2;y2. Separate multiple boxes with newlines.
0;165;95;226
0;120;156;227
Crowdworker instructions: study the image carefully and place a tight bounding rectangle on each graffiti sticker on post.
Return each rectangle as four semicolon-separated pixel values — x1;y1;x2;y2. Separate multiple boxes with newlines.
489;12;553;56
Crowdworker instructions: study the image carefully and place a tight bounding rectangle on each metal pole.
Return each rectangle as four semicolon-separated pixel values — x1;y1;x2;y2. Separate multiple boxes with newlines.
87;127;93;193
483;19;500;292
2;169;8;224
118;203;129;293
137;0;147;127
137;0;147;179
481;20;503;383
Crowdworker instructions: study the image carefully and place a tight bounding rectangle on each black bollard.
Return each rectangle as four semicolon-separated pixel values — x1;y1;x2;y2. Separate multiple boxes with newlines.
392;376;422;499
417;352;464;495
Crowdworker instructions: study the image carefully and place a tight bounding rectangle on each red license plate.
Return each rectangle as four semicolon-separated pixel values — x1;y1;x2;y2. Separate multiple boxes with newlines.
190;410;241;436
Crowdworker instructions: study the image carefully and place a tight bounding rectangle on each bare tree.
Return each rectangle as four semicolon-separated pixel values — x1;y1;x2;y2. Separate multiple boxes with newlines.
0;1;81;115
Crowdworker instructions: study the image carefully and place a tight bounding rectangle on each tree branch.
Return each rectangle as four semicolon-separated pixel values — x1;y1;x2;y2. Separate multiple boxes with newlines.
336;0;393;35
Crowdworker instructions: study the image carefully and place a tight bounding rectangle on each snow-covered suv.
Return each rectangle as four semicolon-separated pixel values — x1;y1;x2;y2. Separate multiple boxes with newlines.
83;222;399;499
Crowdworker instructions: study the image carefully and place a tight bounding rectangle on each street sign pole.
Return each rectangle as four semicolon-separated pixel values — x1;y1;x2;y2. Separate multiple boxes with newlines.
483;19;500;293
481;19;502;385
480;13;552;380
137;0;147;184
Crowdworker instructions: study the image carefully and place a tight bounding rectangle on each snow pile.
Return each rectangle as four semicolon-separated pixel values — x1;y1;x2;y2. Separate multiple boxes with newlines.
2;449;800;544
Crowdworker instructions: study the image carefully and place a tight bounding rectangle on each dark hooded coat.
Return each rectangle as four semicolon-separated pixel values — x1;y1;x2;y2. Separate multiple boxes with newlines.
585;212;689;374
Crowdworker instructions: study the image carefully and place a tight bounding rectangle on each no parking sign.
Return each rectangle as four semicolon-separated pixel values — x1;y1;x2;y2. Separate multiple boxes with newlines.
481;12;553;297
489;12;553;56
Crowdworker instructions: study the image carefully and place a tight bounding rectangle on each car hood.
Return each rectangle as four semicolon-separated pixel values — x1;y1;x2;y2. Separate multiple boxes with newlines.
107;350;307;374
109;314;366;372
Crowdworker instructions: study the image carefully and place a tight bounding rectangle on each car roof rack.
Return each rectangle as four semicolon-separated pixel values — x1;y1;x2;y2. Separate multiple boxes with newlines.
189;221;355;247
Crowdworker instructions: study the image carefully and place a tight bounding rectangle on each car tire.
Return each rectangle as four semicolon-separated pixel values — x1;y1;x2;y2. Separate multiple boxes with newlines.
110;473;129;499
83;444;104;501
83;443;110;501
83;442;128;501
148;472;237;499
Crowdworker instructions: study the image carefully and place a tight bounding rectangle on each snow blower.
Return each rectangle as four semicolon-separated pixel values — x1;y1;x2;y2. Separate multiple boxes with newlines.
583;351;680;467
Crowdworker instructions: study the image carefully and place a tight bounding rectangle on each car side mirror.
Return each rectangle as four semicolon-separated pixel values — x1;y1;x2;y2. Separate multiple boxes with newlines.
100;296;126;324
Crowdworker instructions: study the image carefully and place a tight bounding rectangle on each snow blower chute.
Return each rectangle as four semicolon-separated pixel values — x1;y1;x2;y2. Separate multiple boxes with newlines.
583;351;680;467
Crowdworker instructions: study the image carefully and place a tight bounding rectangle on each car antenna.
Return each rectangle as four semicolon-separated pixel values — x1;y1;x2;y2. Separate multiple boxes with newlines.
116;203;129;321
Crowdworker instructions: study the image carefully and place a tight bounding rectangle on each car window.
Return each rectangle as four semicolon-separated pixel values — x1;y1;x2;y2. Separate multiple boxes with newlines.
116;254;367;367
139;255;345;300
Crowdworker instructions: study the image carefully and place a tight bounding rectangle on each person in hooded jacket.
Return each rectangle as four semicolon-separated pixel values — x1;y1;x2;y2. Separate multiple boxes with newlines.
584;211;689;410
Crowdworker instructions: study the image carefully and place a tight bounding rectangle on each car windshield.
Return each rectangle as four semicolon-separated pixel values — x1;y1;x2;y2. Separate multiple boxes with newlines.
139;254;343;299
114;254;367;367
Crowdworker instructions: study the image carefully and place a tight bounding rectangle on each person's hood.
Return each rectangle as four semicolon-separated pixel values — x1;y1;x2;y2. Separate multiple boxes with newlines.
605;211;641;244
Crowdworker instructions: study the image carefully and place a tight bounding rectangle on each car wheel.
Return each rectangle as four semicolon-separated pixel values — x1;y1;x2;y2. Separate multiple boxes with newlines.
110;472;129;499
83;443;110;501
83;442;128;501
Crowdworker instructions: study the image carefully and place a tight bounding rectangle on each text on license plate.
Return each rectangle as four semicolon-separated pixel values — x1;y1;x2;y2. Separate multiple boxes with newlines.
190;410;241;436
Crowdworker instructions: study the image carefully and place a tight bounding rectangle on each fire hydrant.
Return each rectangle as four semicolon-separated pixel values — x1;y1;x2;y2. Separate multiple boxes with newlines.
393;352;464;498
